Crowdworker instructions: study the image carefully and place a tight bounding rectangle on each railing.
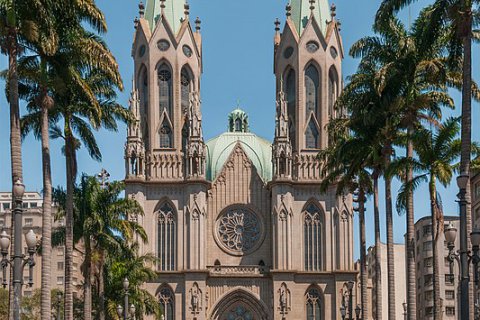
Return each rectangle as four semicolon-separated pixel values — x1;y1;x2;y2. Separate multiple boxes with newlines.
207;265;268;276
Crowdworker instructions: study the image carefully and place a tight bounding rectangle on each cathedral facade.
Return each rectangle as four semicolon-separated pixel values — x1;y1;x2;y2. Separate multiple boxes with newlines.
124;0;355;319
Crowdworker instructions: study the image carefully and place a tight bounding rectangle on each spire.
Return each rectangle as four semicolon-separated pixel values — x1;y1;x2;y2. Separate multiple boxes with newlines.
289;0;330;35
139;1;145;18
195;16;201;32
184;2;190;18
145;0;186;33
274;18;281;45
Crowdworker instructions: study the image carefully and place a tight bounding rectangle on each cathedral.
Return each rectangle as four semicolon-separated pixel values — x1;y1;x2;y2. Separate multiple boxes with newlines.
124;0;355;319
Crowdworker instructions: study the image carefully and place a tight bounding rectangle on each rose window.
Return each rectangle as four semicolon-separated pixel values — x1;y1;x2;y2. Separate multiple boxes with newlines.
216;207;263;255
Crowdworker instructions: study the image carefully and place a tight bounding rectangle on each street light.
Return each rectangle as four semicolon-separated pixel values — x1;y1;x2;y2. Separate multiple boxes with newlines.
340;304;346;320
456;173;470;320
355;305;361;320
347;281;354;320
123;278;130;320
117;305;123;318
403;301;407;320
1;229;36;288
56;291;62;320
130;304;136;320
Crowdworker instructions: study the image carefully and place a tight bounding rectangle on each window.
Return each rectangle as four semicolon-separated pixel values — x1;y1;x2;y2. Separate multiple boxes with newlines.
423;241;432;252
328;67;339;118
284;69;296;149
305;65;319;117
22;202;28;209
445;290;455;300
234;118;242;132
158;64;172;118
306;287;322;320
304;204;324;271
30;202;37;208
159;122;173;149
181;67;192;114
57;247;64;256
24;218;33;227
475;207;480;223
424;274;433;286
475;182;480;198
57;262;64;270
446;307;455;316
57;277;64;285
2;203;10;210
305;119;319;149
425;291;433;301
158;286;174;320
423;225;432;236
424;257;433;267
158;203;176;271
445;274;455;285
426;307;434;316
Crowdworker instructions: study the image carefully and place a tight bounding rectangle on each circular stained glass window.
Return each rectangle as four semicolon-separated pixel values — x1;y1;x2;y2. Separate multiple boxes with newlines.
283;46;294;59
306;41;319;53
215;207;264;256
157;39;170;51
183;45;193;57
330;46;338;59
138;45;146;57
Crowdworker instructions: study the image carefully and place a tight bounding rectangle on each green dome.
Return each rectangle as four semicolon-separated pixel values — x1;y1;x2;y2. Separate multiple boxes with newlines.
206;111;272;182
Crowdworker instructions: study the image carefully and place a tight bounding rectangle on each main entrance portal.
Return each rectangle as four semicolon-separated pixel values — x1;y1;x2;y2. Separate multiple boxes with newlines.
221;304;255;320
209;289;270;320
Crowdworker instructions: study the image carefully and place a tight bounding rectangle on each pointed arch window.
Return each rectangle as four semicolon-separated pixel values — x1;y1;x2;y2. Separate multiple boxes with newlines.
328;67;339;118
159;286;175;320
305;65;319;117
158;64;172;117
159;120;173;149
158;203;176;271
306;287;322;320
181;67;193;113
284;69;296;149
304;204;324;271
305;119;319;149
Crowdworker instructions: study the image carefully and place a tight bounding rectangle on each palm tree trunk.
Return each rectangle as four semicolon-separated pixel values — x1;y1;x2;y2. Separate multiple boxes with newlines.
7;25;23;320
64;121;75;320
358;187;368;319
459;2;474;318
83;238;92;320
429;176;442;320
98;250;106;320
40;87;53;320
384;150;396;320
373;173;382;320
406;134;416;320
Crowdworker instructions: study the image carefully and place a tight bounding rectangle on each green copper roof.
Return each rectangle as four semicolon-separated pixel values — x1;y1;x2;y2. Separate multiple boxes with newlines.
145;0;185;34
206;127;272;183
290;0;330;35
228;108;250;133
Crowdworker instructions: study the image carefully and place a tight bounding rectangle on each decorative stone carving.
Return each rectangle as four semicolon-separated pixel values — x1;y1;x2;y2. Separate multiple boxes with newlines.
278;282;291;317
189;282;202;315
215;207;264;256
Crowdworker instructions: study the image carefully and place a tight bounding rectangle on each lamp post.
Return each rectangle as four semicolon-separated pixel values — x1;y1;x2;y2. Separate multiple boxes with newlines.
403;301;407;320
116;302;136;320
0;180;36;320
444;220;480;320
457;174;470;320
123;278;129;320
56;291;62;320
355;305;361;320
347;281;354;320
130;304;136;320
340;304;346;320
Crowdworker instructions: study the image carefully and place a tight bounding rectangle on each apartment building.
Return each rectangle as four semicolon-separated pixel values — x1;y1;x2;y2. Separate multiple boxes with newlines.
414;215;460;319
0;192;83;297
366;242;406;320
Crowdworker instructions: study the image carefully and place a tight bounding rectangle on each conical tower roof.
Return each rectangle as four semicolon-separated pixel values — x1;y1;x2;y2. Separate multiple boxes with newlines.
290;0;330;35
145;0;186;34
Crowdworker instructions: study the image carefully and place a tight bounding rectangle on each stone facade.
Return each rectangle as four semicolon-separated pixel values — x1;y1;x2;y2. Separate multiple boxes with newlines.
125;0;355;319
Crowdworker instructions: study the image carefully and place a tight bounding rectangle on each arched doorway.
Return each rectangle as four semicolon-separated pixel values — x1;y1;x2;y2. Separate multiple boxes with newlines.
209;288;270;320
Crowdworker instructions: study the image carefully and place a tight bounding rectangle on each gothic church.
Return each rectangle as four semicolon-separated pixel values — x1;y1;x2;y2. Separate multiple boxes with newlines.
124;0;355;319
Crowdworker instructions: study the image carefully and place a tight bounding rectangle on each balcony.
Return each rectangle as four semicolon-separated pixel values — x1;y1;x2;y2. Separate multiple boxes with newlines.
207;265;268;277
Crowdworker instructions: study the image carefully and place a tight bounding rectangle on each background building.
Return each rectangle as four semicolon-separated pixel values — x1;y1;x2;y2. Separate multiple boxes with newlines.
414;215;460;319
125;0;356;319
366;242;406;320
0;192;84;297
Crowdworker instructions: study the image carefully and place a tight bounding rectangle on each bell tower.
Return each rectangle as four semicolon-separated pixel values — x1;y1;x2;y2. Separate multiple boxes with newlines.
272;0;343;181
126;0;205;181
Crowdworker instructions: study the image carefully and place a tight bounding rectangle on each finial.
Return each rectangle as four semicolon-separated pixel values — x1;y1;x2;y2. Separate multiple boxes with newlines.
337;19;342;31
274;18;280;32
309;0;315;12
286;3;292;18
195;17;201;32
160;0;166;13
184;2;190;17
330;3;337;19
279;74;284;92
134;17;139;29
139;1;145;18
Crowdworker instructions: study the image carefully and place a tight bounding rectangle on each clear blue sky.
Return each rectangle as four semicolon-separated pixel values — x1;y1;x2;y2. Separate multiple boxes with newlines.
0;0;478;258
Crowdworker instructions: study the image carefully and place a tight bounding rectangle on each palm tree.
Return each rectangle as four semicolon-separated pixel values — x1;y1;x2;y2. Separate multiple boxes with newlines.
376;1;480;316
52;175;146;318
392;117;471;319
104;243;162;319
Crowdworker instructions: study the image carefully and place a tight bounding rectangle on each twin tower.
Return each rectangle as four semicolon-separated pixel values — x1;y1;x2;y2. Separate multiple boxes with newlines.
125;0;343;183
